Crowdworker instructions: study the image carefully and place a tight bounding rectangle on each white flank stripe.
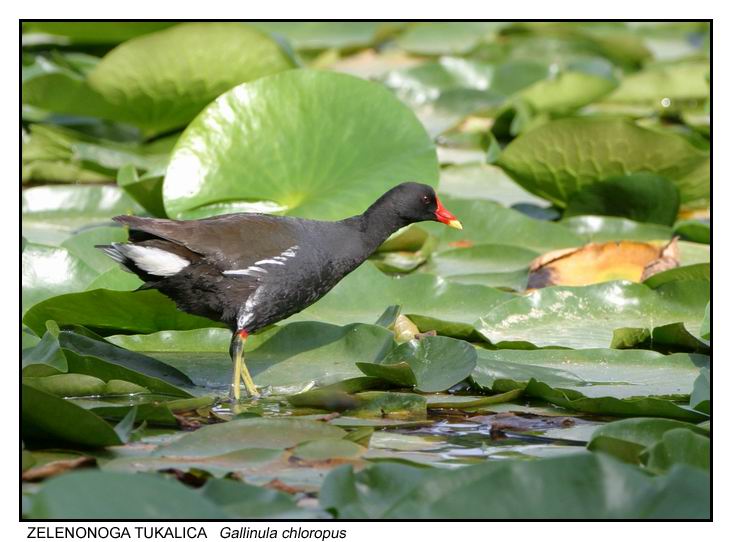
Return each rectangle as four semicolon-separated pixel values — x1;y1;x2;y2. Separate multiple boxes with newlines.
118;245;189;277
223;267;266;277
223;245;300;277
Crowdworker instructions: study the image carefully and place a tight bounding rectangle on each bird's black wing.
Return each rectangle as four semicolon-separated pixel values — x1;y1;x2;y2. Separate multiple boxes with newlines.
113;214;304;272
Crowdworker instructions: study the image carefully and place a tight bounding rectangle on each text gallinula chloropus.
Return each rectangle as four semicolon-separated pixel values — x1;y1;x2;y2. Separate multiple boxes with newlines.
99;182;462;401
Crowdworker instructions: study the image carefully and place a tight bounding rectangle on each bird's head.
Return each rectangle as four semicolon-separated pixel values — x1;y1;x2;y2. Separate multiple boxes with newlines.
381;182;462;229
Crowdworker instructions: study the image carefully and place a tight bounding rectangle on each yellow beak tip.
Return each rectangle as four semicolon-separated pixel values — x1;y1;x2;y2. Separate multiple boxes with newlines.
448;220;463;230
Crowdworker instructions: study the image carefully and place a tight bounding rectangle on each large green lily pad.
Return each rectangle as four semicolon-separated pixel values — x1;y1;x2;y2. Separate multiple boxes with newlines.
560;215;673;242
438;163;549;206
474;348;707;399
153;417;345;457
28;471;225;519
420;198;583;252
497;117;709;209
22;384;123;448
164;69;439;220
475;279;709;349
22;242;98;314
365;336;477;392
564;174;680;225
426;244;539;291
23;289;221;337
604;60;709;105
641;429;710;474
22;185;142;246
320;454;709;519
290;263;513;335
25;23;295;135
588;417;708;464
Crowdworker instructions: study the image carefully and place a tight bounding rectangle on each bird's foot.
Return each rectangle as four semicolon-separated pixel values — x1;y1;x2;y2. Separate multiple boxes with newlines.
228;383;260;403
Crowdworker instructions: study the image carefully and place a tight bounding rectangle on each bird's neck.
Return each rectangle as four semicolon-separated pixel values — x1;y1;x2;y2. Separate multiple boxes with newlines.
346;199;410;254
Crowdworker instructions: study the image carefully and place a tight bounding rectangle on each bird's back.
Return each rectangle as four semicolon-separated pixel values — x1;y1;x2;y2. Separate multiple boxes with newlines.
99;213;368;331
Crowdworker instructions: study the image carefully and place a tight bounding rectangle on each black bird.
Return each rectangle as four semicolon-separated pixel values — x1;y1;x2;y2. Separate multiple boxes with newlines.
99;182;462;401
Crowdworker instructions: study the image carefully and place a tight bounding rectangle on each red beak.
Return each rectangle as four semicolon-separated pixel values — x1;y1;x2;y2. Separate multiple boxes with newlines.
434;197;463;229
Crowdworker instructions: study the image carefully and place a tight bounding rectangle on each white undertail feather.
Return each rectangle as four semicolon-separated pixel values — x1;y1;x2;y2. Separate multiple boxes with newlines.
116;244;189;277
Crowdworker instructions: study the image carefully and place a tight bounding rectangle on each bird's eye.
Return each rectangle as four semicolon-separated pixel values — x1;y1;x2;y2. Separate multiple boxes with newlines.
421;195;431;204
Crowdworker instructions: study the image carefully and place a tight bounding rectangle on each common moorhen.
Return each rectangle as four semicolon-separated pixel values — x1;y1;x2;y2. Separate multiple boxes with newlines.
99;182;462;401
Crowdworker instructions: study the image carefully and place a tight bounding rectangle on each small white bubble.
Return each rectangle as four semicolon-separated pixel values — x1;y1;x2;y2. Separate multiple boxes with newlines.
661;97;671;108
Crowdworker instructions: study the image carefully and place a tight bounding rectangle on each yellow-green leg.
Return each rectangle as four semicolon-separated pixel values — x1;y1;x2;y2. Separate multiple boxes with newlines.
229;330;259;402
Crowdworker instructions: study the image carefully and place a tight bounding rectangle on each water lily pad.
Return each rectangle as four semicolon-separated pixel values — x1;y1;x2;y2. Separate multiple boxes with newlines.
58;331;194;396
22;330;68;376
690;367;709;414
22;185;142;245
202;478;319;519
109;327;232;353
497;117;709;209
524;380;705;421
560;215;673;243
588;417;708;464
23;21;177;44
343;392;427;419
605;60;709;105
368;336;477;392
674;219;710;244
428;244;539;281
396;22;506;55
23;289;222;337
164;69;438;220
291;263;513;335
564;174;680;225
117;165;166;217
421;198;583;252
699;302;710;340
43;23;294;135
22;242;98;313
641;429;709;474
22;384;123;447
520;64;617;113
103;448;284;477
474;346;705;394
475;280;709;349
320;454;709;519
438;163;549;206
355;362;417;387
293;439;365;460
643;263;709;288
253;22;381;50
153;417;345;457
60;226;130;273
28;471;225;519
24;373;106;397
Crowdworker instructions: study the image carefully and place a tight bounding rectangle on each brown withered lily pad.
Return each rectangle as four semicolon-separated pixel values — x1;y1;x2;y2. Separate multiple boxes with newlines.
22;456;96;482
528;238;679;288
